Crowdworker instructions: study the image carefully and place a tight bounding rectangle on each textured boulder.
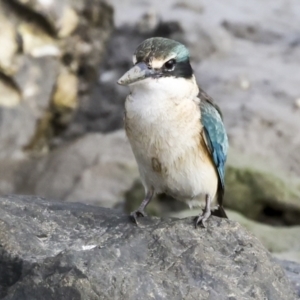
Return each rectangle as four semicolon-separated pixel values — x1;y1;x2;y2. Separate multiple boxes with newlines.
228;210;300;263
0;195;297;299
171;209;300;264
276;259;300;298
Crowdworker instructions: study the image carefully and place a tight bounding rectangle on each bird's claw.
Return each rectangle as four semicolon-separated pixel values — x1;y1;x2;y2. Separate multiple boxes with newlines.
194;210;211;228
130;210;147;224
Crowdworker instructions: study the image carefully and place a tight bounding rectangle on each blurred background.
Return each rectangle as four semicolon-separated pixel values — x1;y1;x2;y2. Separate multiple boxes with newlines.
0;0;300;262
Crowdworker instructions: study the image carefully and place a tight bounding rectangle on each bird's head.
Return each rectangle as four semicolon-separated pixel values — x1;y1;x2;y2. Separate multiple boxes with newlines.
117;37;193;87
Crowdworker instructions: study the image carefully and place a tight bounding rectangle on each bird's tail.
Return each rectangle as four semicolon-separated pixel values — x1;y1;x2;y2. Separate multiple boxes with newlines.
212;205;228;218
212;188;228;219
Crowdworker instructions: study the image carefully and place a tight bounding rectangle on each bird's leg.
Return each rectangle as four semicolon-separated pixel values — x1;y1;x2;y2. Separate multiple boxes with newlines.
130;187;154;224
195;194;212;228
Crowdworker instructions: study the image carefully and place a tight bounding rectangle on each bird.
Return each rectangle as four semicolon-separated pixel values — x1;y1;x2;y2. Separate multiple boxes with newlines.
117;37;228;227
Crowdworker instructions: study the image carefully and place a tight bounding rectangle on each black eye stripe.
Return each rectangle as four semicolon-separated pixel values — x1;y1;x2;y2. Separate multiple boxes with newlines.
161;60;193;79
134;57;193;79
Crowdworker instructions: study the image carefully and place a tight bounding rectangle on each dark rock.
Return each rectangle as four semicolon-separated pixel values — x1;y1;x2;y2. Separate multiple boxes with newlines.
0;195;297;299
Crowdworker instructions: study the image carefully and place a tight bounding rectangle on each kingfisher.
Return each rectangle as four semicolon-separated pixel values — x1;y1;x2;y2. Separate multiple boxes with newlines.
118;37;228;227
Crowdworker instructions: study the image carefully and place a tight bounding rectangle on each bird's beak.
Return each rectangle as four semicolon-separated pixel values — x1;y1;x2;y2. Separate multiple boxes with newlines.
117;62;156;86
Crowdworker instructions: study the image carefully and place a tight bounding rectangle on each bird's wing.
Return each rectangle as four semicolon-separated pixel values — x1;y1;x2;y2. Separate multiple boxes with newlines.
199;88;228;193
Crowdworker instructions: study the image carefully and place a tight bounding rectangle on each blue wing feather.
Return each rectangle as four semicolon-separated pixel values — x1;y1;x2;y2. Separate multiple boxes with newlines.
200;95;228;191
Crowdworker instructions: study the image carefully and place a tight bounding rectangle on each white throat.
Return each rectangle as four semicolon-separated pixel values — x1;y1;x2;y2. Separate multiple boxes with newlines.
125;75;200;129
128;75;199;106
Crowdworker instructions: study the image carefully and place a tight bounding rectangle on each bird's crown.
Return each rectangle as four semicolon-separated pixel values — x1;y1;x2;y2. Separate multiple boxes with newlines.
133;37;190;66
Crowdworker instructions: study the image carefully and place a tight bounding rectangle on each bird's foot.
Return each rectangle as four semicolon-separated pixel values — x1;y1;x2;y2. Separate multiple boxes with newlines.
130;209;147;224
194;209;211;228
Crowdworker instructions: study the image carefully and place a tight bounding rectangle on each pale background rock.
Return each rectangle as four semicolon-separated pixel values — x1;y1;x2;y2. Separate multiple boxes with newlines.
16;131;139;208
0;0;113;159
171;208;300;263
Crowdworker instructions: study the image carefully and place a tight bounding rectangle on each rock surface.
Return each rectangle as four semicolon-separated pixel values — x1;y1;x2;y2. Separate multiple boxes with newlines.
0;195;297;300
171;208;300;263
276;259;300;298
228;210;300;263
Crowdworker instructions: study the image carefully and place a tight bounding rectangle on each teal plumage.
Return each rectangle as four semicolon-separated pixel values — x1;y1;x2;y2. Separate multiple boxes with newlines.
199;89;228;217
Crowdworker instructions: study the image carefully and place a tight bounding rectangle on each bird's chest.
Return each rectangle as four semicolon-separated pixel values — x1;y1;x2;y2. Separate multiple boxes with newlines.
125;95;201;164
124;94;212;197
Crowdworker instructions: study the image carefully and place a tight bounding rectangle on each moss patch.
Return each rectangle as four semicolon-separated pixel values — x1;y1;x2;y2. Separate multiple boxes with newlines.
225;166;300;225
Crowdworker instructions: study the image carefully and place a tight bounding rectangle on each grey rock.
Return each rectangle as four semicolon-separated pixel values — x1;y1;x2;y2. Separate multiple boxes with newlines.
227;210;300;262
0;195;297;300
276;259;300;298
16;130;139;208
171;208;300;263
0;54;59;159
221;20;283;44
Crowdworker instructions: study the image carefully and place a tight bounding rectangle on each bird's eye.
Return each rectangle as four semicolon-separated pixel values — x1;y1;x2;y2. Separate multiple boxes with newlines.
164;59;176;71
